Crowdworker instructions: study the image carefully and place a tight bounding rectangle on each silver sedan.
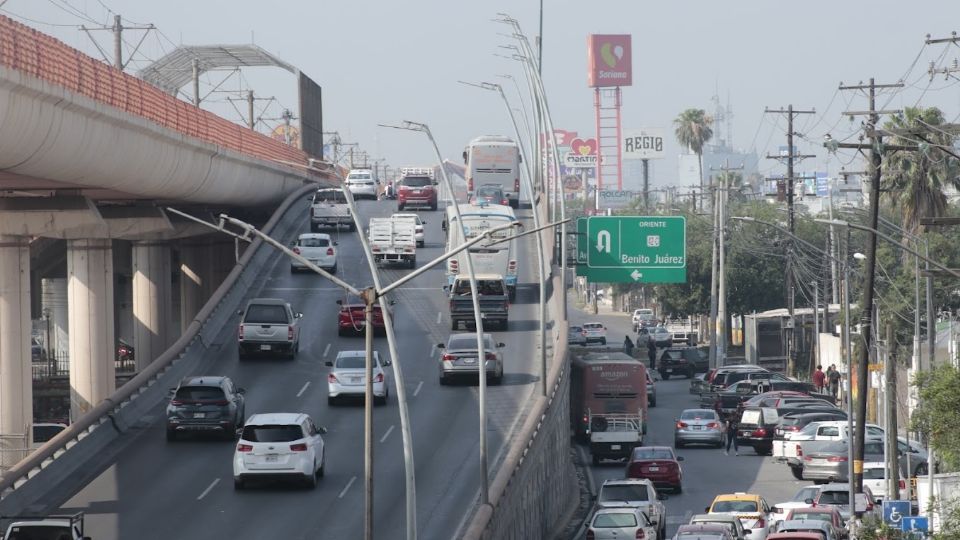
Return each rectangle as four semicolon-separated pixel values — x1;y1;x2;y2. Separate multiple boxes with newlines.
437;333;505;385
674;408;723;448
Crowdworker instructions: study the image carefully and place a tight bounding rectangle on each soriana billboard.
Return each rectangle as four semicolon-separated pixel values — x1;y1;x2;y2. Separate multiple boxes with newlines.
587;34;632;87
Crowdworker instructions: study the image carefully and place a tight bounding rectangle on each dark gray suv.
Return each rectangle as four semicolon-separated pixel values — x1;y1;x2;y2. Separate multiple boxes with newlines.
166;376;245;441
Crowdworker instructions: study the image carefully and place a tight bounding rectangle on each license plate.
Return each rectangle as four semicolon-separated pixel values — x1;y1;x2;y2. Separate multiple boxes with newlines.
740;431;751;437
611;444;621;450
265;454;279;463
647;466;660;472
413;189;421;194
665;369;673;373
193;413;206;419
260;344;271;351
350;377;362;383
463;358;476;364
692;426;702;430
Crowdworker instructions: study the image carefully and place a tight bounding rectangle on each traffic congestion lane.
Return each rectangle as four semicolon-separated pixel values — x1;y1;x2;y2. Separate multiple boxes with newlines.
58;199;548;540
571;303;803;538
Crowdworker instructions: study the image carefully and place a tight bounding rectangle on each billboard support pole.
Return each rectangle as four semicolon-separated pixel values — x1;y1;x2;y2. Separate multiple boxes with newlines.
594;87;603;199
616;87;623;190
642;158;649;211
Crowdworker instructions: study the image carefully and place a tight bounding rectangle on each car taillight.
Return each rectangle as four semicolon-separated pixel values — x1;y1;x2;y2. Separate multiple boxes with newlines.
372;246;381;253
442;353;457;361
449;260;459;274
468;177;474;191
754;518;765;529
786;426;801;431
290;443;308;452
170;399;184;406
899;479;906;490
707;422;719;429
211;400;229;406
237;443;253;452
635;528;645;539
676;422;688;429
508;260;517;273
288;325;294;340
804;455;813;461
753;428;767;437
485;353;496;361
501;198;508;206
586;530;595;540
374;373;384;383
293;247;301;255
866;501;874;512
238;325;244;340
328;373;338;383
827;456;848;462
514;177;520;193
327;247;334;255
796;443;803;457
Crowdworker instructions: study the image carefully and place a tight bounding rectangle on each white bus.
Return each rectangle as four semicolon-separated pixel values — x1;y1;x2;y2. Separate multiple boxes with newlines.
443;202;520;299
463;135;522;208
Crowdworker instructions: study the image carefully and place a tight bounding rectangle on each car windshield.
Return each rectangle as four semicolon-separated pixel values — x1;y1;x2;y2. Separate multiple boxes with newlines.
789;511;832;522
244;304;288;324
477;187;501;197
299;237;330;247
401;176;432;187
816;491;849;505
336;354;370;369
348;173;371;180
793;487;821;502
600;484;650;502
593;512;638;528
174;386;225;401
681;410;717;420
241;424;304;442
453;280;504;296
570;326;583;333
632;448;674;460
712;500;759;513
862;467;886;480
315;190;347;203
448;335;494;350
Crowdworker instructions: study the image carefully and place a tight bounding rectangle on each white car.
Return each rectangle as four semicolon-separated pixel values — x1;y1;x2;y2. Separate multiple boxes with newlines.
770;485;820;530
582;322;607;345
345;169;378;200
631;308;654;326
291;233;337;273
233;412;326;490
587;507;657;540
326;350;391;405
393;213;425;247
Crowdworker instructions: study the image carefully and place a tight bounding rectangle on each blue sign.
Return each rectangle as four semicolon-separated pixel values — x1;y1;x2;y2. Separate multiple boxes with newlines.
816;172;829;197
883;500;912;526
901;516;929;532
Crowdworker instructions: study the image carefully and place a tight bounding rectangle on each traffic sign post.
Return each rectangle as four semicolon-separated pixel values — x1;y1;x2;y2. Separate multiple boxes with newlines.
901;516;929;534
577;216;686;283
883;500;912;526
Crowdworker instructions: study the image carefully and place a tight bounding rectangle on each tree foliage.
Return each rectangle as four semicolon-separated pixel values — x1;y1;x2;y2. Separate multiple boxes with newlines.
912;364;960;472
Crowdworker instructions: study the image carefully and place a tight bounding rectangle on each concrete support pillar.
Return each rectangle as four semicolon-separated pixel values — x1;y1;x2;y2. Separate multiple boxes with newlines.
0;236;32;465
178;242;210;333
67;239;115;421
132;241;172;372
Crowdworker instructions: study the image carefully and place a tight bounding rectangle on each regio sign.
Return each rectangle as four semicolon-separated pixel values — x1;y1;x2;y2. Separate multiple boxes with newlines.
622;128;666;160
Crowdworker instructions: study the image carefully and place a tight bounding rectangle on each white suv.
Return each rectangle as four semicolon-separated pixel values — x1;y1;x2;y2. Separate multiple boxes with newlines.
233;413;326;489
582;322;607;345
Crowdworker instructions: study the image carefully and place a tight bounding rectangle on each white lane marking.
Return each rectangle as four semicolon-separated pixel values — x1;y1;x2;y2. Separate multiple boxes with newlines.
296;381;311;397
323;343;332;357
430;346;437;359
436;312;442;325
380;425;395;443
339;476;357;498
413;381;424;397
197;478;220;500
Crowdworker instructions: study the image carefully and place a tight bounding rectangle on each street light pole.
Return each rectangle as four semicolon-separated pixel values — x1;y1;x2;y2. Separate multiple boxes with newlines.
382;120;491;505
843;232;855;520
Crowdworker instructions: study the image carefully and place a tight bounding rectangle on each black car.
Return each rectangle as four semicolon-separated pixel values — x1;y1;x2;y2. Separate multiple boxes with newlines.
166;376;245;441
735;406;779;455
658;347;708;379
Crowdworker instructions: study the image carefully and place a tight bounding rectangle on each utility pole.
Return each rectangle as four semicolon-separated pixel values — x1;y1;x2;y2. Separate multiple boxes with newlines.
708;184;719;369
885;322;900;501
829;78;905;495
81;15;155;72
765;106;815;377
642;159;650;211
711;160;743;363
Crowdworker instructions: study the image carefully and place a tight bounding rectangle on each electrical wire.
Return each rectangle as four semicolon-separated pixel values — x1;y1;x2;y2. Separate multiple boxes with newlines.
45;0;100;25
1;8;79;27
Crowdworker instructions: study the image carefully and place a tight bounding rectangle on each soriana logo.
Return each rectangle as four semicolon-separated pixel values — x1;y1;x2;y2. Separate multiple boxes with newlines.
587;34;632;87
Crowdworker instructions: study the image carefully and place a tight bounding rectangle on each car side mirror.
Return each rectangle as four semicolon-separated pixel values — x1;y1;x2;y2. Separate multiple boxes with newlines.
705;506;711;512
677;456;684;461
296;312;303;318
325;361;333;367
333;241;339;246
383;359;392;366
336;299;343;305
237;388;246;394
318;426;327;434
389;299;397;306
237;309;243;316
498;342;505;347
422;220;427;224
168;388;176;395
442;285;450;291
771;506;781;514
804;498;814;504
437;344;445;349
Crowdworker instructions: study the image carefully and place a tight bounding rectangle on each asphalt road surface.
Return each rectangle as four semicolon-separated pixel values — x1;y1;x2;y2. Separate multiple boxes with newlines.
56;198;551;540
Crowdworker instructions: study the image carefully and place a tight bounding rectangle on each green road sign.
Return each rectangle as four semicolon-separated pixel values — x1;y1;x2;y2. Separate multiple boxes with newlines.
578;216;686;283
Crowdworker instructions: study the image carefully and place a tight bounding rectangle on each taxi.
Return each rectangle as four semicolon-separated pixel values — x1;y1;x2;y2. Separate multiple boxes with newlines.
706;492;774;540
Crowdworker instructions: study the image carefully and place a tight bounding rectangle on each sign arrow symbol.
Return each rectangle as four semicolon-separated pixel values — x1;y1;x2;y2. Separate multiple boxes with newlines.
631;269;642;281
596;230;611;253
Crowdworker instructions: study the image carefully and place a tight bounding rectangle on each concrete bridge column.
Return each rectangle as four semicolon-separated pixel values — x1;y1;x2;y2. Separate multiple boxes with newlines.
67;239;115;421
132;241;172;371
0;236;32;466
179;241;210;333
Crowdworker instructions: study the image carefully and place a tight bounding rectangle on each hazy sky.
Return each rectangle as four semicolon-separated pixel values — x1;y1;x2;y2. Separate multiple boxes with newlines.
6;1;960;187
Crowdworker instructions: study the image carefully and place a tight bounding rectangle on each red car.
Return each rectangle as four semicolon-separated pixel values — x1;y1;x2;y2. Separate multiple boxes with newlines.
625;446;684;493
337;299;386;336
397;174;437;211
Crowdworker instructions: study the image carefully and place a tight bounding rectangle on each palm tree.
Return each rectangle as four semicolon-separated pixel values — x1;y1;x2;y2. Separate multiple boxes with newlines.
881;106;960;234
674;109;714;209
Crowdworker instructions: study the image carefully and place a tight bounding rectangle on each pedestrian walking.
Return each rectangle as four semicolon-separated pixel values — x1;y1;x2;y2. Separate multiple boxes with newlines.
724;415;739;455
624;335;634;357
828;364;841;399
812;364;826;394
647;339;657;370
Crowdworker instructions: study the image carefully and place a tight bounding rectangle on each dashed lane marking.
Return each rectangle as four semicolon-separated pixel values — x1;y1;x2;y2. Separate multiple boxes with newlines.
323;343;332;357
380;425;395;443
296;381;310;397
339;476;357;499
197;478;220;500
413;381;423;397
436;312;442;325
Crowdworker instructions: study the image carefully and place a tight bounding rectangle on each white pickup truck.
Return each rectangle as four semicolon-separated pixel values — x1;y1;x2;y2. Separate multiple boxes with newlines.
310;187;354;231
2;513;89;540
368;217;417;268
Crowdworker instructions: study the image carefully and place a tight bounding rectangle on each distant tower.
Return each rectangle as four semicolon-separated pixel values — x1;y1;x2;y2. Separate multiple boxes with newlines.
710;89;734;151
